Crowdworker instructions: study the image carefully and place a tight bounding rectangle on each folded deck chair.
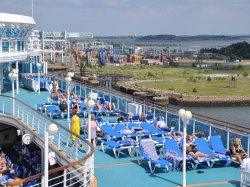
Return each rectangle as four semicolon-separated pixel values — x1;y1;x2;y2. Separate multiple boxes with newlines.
161;138;196;170
141;122;165;137
101;139;137;158
101;124;124;140
137;139;172;173
194;138;231;167
114;123;139;139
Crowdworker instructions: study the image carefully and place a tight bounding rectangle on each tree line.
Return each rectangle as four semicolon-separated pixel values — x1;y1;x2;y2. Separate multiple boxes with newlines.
200;41;250;60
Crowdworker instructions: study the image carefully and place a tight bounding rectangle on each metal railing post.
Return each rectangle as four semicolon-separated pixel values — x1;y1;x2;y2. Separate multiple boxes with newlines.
58;128;61;150
227;129;230;150
22;108;24;120
63;169;67;187
32;114;35;129
178;116;181;132
209;124;212;137
192;119;196;134
248;134;250;157
2;97;4;114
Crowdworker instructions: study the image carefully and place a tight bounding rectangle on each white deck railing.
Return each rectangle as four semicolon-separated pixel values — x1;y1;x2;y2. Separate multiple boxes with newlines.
0;95;95;187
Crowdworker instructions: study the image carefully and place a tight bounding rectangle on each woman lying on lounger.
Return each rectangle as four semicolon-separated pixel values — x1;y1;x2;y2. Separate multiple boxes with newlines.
186;135;214;159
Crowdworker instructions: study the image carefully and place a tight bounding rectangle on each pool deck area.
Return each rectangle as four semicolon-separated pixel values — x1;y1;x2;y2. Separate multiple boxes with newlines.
2;87;242;187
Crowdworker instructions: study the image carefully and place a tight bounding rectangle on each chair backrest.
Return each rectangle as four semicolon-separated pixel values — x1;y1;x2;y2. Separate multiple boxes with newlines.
128;123;140;130
100;98;105;105
146;114;154;121
94;116;102;123
46;105;57;112
194;138;213;155
209;136;226;153
141;122;162;134
80;103;86;109
101;124;124;138
114;123;127;131
164;139;182;157
131;114;140;122
140;139;160;161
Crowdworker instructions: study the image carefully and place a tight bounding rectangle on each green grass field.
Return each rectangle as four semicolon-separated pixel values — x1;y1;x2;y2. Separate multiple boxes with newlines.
89;65;250;96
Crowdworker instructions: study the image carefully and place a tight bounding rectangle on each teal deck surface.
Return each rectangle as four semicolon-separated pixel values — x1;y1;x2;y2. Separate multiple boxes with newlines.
3;88;241;187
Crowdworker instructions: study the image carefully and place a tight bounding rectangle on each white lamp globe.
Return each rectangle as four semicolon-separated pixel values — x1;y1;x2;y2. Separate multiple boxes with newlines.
178;109;185;118
8;72;12;78
87;99;95;108
48;124;58;135
65;76;72;82
184;111;192;120
36;63;41;68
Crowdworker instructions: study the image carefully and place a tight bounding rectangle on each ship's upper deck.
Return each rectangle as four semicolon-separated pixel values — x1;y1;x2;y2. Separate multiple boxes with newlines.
1;75;246;187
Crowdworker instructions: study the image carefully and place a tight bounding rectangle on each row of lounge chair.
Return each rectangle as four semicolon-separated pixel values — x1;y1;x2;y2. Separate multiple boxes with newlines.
97;123;232;173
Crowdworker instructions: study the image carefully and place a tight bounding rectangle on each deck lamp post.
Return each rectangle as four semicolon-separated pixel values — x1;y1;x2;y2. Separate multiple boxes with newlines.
8;71;18;115
44;123;58;187
178;109;192;187
36;62;42;95
84;97;95;143
65;76;72;122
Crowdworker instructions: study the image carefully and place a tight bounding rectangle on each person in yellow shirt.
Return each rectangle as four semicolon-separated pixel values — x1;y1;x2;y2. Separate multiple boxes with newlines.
70;109;80;145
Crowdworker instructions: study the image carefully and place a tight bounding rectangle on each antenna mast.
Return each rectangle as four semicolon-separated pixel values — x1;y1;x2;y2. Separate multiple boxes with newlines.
32;0;34;17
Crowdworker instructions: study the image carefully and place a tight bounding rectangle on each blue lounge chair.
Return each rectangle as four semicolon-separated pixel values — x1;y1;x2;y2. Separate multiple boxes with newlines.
194;138;231;167
140;122;165;137
137;139;172;173
100;124;124;140
128;123;152;137
145;114;154;123
160;138;197;170
101;139;137;158
114;123;139;139
131;114;140;123
208;135;229;155
45;105;64;119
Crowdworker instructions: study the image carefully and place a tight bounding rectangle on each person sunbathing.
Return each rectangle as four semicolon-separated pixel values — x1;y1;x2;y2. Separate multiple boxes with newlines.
186;135;214;159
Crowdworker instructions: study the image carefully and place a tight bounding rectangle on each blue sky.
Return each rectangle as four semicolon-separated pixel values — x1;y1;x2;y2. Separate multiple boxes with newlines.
1;0;250;36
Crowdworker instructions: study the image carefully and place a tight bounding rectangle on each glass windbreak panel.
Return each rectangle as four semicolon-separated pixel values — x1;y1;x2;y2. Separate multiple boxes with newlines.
2;42;9;52
229;132;248;151
57;80;62;89
111;96;117;106
98;91;104;98
119;98;126;112
81;87;86;97
211;126;228;148
187;120;194;135
86;88;91;96
104;94;110;102
62;81;66;91
75;85;80;95
194;121;209;137
167;113;179;130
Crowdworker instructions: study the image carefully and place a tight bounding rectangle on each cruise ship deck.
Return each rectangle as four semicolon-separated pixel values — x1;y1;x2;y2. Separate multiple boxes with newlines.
2;86;242;187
